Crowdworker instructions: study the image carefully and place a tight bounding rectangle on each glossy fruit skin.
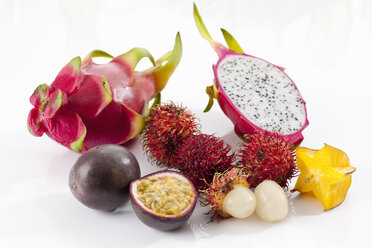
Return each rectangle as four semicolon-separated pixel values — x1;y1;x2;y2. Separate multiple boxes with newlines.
27;34;182;153
69;144;140;211
129;171;197;231
292;144;356;211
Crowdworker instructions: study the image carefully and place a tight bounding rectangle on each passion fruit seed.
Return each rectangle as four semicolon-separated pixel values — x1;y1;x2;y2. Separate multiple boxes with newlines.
254;180;289;222
136;175;194;216
130;171;197;231
222;184;256;219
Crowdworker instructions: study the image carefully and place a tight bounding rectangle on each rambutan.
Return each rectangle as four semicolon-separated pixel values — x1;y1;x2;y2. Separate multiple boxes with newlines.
174;133;236;191
200;168;251;221
238;131;297;188
141;102;200;168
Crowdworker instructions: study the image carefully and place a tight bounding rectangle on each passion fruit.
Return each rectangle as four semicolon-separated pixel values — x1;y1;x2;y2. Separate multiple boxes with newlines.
129;171;197;231
69;144;140;211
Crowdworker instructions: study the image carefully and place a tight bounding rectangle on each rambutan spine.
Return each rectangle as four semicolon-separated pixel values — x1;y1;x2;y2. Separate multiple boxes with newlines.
200;168;250;221
174;133;236;191
141;102;200;168
238;131;297;188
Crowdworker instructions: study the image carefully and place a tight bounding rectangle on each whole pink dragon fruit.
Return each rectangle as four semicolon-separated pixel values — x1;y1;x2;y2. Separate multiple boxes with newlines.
194;5;309;146
28;33;182;153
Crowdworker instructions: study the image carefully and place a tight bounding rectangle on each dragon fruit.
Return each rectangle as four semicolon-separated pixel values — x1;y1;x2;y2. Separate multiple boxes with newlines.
193;5;309;146
27;33;182;153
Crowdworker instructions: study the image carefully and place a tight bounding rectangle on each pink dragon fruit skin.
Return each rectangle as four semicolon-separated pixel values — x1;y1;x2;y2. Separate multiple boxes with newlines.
194;5;309;146
28;33;182;153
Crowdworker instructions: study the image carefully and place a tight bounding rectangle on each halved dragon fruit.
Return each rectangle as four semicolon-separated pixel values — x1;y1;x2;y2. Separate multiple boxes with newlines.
27;33;182;153
193;5;309;146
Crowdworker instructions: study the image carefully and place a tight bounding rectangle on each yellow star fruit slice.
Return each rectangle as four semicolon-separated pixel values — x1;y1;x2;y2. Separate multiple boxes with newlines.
293;144;356;211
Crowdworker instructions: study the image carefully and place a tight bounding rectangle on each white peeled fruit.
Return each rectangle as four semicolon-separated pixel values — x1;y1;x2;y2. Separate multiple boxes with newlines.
222;184;256;219
254;180;288;222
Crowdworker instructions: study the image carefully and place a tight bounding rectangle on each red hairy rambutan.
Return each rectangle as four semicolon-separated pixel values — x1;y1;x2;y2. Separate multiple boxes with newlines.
200;168;249;221
238;131;297;188
141;102;200;168
174;133;236;190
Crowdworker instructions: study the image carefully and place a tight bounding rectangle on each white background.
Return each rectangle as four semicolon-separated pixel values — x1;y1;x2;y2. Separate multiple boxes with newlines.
1;0;371;247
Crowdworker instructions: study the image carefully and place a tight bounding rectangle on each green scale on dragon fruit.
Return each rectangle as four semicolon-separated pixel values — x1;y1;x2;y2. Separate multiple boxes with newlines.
27;33;182;153
194;4;309;146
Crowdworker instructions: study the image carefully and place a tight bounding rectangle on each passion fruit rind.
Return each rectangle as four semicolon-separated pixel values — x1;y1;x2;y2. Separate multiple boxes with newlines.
69;144;141;211
130;170;197;231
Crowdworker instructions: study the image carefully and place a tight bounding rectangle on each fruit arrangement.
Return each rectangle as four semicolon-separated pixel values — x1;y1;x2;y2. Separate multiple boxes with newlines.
142;103;294;223
26;4;356;231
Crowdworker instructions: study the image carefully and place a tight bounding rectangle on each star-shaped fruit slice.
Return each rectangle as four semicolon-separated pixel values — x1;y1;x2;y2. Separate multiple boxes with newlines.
292;144;356;211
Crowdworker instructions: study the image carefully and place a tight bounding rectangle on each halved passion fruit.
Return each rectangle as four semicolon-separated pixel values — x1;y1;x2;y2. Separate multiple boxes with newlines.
129;171;197;231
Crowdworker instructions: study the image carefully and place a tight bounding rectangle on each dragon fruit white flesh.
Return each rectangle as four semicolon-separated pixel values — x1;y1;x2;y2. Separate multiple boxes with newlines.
194;5;309;146
27;33;182;153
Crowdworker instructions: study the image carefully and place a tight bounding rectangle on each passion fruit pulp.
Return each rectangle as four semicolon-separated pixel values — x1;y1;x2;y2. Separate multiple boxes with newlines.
69;144;140;211
130;171;197;231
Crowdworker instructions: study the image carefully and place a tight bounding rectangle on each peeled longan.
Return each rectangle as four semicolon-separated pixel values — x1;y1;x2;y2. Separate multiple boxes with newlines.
254;180;289;222
222;184;256;219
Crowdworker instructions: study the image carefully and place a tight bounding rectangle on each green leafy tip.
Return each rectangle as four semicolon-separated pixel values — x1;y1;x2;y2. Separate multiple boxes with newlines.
102;78;112;105
70;56;82;71
204;83;218;112
119;47;156;70
221;28;244;54
193;3;228;56
33;84;48;102
83;50;114;63
152;32;183;94
44;89;63;118
70;128;87;153
193;3;214;44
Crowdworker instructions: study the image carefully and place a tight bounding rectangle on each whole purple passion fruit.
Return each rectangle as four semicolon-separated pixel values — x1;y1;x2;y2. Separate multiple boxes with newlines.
130;171;197;231
69;144;140;211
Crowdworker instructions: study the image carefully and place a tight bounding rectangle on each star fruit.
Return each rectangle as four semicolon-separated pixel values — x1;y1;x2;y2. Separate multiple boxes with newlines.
292;144;356;211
